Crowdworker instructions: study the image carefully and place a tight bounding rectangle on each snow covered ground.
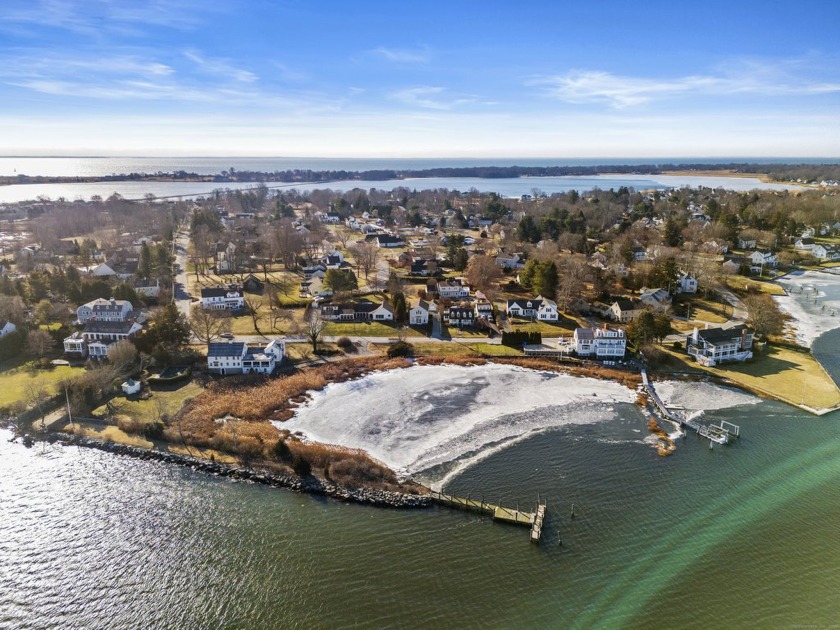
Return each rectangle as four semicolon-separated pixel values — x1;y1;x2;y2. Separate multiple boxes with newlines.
773;269;840;347
280;363;636;476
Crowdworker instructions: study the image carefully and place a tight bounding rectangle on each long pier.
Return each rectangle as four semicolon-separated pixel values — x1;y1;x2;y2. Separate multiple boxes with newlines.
430;491;547;543
641;369;740;447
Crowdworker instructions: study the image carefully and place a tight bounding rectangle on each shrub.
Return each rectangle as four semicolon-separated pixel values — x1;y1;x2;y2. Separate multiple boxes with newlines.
387;341;414;358
501;330;541;347
672;341;682;350
292;453;312;477
336;336;354;351
143;421;165;440
273;438;293;463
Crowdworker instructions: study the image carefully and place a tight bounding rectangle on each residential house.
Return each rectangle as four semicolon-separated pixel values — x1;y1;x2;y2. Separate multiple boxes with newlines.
132;278;161;298
320;300;393;322
447;304;476;328
738;237;757;250
639;287;672;311
410;258;438;276
200;286;245;310
750;251;778;269
410;300;431;326
64;320;143;358
320;252;345;269
77;298;133;323
496;252;525;270
685;325;753;367
610;299;645;323
794;237;815;251
302;263;327;280
812;244;840;261
375;234;405;248
474;300;494;323
674;273;698;294
0;320;16;337
206;338;286;375
437;279;470;299
721;259;742;274
506;296;559;321
216;242;238;273
574;326;626;358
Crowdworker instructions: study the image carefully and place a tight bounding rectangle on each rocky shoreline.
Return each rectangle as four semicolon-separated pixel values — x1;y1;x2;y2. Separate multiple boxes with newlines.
30;433;432;509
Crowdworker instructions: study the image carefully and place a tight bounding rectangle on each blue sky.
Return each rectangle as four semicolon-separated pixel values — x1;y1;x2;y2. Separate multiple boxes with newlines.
1;0;839;157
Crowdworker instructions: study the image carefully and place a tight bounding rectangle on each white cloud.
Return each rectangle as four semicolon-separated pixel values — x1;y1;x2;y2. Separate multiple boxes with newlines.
389;86;474;110
183;50;257;83
369;47;430;64
531;67;840;108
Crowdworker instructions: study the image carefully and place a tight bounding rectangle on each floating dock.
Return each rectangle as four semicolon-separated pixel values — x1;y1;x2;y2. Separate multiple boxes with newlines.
641;369;740;447
430;491;547;543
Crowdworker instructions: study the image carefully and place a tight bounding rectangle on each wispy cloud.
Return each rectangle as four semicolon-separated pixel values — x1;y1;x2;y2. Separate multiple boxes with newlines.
183;50;257;83
530;64;840;108
389;86;475;110
369;46;430;64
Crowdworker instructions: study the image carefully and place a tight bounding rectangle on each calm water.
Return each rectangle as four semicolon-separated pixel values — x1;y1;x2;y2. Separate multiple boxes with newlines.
2;394;839;628
0;174;803;204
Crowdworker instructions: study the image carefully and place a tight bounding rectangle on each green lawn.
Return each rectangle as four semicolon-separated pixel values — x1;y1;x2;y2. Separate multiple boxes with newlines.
323;321;427;338
93;379;204;426
0;360;85;408
505;316;581;336
658;344;840;412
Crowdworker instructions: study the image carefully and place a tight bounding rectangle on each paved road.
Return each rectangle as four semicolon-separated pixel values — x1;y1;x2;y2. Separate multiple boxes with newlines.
173;228;193;319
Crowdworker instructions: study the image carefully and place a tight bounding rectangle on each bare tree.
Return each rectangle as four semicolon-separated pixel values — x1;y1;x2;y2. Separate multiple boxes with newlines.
304;308;326;353
243;296;263;333
25;329;55;359
106;339;138;378
465;254;502;294
189;304;232;344
351;242;379;282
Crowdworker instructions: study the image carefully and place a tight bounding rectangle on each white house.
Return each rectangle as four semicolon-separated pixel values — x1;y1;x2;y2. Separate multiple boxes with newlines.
750;251;778;268
738;237;757;250
370;301;395;321
536;297;559;321
794;237;815;251
496;252;525;270
200;286;245;310
437;280;470;299
610;299;645;323
410;300;430;325
206;338;286;375
76;298;133;323
0;320;16;337
675;273;698;294
64;320;144;358
812;244;840;261
686;325;753;367
574;326;626;358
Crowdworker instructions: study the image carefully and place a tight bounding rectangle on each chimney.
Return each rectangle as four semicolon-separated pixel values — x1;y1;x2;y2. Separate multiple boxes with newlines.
692;327;699;344
110;297;116;306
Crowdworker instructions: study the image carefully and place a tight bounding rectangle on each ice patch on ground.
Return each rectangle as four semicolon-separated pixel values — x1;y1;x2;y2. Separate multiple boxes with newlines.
654;381;759;412
279;363;636;475
773;269;840;347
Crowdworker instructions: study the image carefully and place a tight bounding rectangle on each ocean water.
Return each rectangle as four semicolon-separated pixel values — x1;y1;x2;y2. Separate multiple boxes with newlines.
2;378;839;628
0;173;803;204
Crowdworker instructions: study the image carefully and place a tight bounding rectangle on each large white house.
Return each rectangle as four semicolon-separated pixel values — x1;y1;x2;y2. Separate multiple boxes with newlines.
750;251;778;268
436;279;470;299
77;298;133;323
63;320;143;358
201;286;245;310
675;273;698;294
610;299;645;323
574;326;626;358
506;296;559;321
685;325;753;367
206;338;285;375
812;244;840;261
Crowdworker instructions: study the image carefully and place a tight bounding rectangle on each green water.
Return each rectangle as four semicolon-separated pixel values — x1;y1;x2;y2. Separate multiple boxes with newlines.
2;394;839;629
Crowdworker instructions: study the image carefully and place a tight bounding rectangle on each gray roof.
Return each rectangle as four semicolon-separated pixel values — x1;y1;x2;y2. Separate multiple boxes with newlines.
84;320;138;334
694;325;751;344
575;328;594;339
201;287;242;298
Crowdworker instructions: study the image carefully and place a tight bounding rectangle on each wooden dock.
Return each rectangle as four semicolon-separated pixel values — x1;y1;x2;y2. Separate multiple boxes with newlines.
430;491;548;543
641;369;740;447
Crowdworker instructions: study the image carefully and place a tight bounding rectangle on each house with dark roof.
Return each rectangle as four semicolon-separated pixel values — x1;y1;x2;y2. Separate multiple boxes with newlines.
610;299;645;323
242;274;265;294
685;325;753;366
76;298;133;323
63;319;144;358
207;338;285;375
320;300;393;322
506;296;558;321
200;286;245;310
446;304;476;328
375;234;405;248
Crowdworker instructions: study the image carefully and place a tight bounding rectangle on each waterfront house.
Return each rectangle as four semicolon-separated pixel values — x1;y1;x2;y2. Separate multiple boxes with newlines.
812;244;840;261
446;304;476;328
685;325;753;367
574;326;626;358
206;338;285;375
63;319;144;359
750;251;778;268
200;286;245;310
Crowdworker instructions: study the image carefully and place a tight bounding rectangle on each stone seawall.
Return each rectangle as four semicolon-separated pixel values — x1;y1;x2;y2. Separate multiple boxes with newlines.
48;434;432;509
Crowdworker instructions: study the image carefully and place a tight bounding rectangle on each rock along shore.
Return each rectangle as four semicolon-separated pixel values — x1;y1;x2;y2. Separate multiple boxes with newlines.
46;434;431;509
